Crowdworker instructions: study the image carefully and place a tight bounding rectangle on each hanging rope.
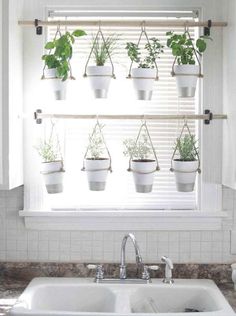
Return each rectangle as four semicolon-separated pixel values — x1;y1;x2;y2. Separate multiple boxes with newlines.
41;24;75;80
170;120;201;173
127;22;159;81
171;27;203;78
81;120;112;172
40;120;65;175
83;23;116;79
127;120;160;174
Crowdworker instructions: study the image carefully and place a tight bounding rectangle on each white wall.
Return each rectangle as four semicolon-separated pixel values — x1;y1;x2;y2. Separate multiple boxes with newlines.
0;0;3;184
0;0;23;189
222;0;236;190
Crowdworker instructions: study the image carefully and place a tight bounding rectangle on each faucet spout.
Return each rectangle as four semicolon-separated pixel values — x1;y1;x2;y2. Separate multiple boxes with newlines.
120;233;143;279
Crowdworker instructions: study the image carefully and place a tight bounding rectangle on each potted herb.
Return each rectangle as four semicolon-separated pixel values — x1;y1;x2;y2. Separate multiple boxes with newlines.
83;124;111;191
166;31;211;98
123;133;157;193
126;38;164;100
86;34;117;98
42;29;86;100
172;134;199;192
36;138;64;194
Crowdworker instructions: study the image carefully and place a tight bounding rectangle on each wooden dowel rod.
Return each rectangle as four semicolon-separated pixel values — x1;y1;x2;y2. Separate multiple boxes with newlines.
34;113;227;121
18;20;227;28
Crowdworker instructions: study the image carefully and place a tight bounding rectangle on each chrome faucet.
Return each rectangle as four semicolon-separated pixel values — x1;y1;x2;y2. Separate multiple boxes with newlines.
161;256;174;284
88;233;159;283
120;233;143;279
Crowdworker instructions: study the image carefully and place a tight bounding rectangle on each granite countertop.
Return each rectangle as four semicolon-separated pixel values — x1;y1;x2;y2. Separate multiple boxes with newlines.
0;279;236;315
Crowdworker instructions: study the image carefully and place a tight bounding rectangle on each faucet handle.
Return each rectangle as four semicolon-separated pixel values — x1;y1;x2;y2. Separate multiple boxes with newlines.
87;264;104;281
87;264;97;270
146;265;159;271
142;265;159;280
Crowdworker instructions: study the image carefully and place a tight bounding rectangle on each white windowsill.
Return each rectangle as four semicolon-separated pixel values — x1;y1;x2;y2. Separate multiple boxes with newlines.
19;210;227;231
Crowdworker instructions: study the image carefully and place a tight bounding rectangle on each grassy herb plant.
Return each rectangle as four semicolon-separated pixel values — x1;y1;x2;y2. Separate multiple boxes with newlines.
166;31;211;65
175;135;198;161
87;124;106;159
42;30;86;81
126;38;164;68
36;139;61;163
91;34;118;66
123;133;152;160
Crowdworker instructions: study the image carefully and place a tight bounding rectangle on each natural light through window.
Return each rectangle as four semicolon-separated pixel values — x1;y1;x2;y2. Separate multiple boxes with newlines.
36;10;199;211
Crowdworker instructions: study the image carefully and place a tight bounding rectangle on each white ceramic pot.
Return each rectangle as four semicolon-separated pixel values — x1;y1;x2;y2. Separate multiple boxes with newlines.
44;68;68;100
174;65;199;98
87;66;112;98
172;160;198;192
131;160;157;193
84;158;110;191
131;68;156;100
41;160;64;194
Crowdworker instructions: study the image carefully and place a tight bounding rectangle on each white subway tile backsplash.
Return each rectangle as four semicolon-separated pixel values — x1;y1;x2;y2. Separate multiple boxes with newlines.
201;232;212;242
190;242;201;253
1;186;236;263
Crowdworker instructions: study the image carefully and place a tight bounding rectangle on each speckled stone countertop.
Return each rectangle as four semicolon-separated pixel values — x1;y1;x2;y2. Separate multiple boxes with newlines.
0;263;236;315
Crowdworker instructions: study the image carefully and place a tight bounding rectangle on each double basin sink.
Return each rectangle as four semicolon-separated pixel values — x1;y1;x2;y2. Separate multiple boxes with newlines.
9;277;235;316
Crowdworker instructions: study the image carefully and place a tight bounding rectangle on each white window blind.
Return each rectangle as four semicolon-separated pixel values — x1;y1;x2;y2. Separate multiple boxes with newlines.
35;11;199;211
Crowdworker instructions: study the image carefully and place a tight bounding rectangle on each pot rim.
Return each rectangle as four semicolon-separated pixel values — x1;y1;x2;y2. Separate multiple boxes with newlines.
174;64;200;68
85;157;109;161
173;159;198;162
132;159;156;163
42;160;63;164
87;65;112;68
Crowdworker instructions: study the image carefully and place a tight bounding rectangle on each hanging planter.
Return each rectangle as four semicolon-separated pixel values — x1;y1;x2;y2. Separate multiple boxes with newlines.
126;24;163;100
41;160;64;194
170;121;200;192
83;26;117;98
123;121;160;193
35;123;65;194
41;26;86;100
166;29;211;98
82;121;112;191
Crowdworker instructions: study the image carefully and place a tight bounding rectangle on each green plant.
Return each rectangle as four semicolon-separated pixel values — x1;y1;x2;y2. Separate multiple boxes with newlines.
42;29;86;81
36;138;61;163
87;124;106;159
92;34;118;66
123;133;152;160
126;38;164;68
175;134;198;161
166;31;211;65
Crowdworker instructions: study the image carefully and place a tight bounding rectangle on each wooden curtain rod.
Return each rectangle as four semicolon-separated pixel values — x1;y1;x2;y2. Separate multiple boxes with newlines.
18;20;227;28
34;110;227;125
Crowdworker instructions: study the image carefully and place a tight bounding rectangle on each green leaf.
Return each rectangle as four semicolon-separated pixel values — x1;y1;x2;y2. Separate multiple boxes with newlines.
72;29;87;37
196;38;207;52
45;41;55;49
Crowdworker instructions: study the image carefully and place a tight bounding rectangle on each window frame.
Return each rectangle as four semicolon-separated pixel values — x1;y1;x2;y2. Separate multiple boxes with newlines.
21;4;225;230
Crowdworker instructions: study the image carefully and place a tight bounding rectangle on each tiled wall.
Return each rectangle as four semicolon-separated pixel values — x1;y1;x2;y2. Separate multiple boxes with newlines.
0;186;236;263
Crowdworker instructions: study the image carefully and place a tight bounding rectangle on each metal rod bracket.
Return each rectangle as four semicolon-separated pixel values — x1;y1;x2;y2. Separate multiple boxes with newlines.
204;109;213;125
34;109;42;124
204;19;212;36
34;19;43;35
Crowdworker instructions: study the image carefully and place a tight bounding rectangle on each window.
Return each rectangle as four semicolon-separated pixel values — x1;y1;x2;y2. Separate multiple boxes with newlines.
29;10;200;211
